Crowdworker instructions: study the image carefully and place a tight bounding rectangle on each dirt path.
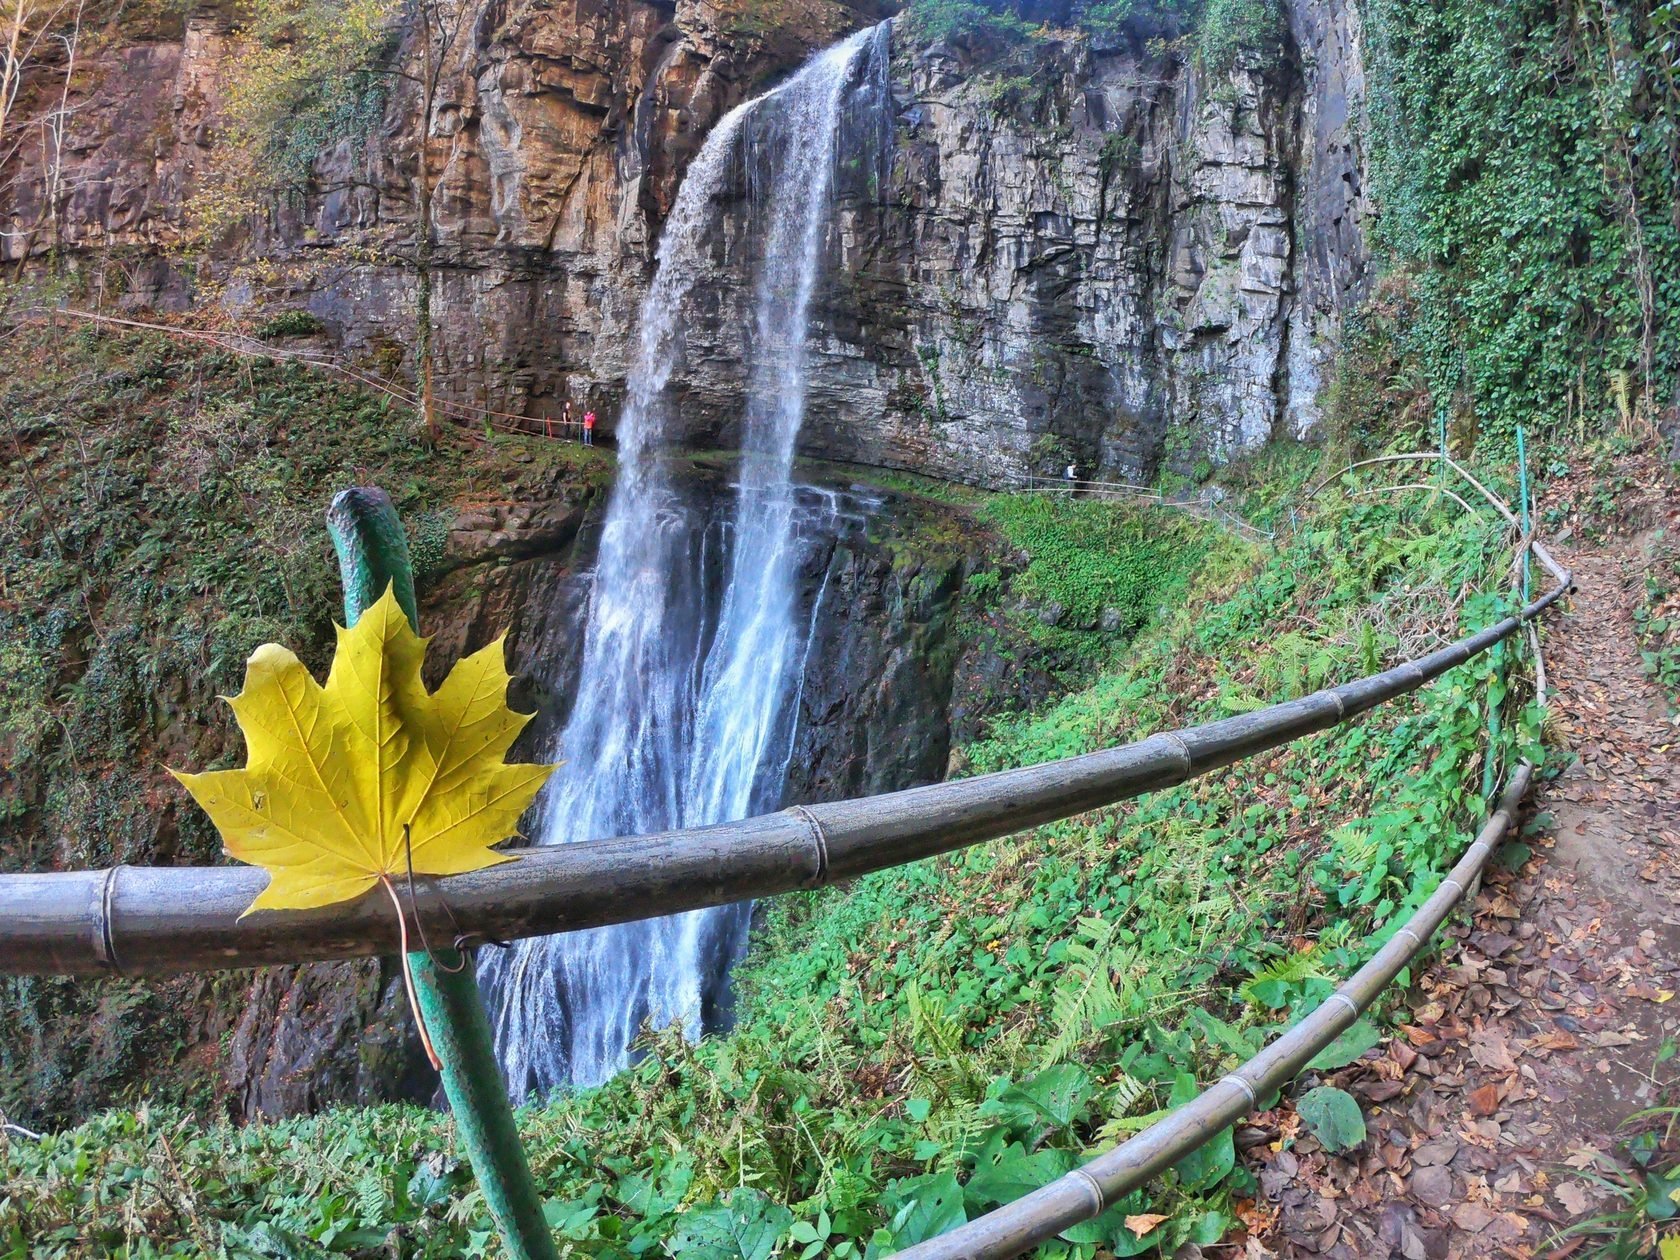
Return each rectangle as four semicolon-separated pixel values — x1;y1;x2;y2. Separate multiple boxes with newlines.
1252;460;1680;1259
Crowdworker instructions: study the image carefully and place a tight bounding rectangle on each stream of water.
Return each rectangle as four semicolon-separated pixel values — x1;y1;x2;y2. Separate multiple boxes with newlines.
481;23;891;1098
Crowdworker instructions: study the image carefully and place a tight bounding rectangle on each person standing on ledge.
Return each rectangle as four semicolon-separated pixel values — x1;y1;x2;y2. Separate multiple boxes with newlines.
562;399;574;438
583;410;596;446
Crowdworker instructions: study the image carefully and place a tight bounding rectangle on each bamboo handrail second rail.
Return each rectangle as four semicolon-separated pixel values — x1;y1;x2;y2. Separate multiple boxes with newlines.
896;762;1537;1259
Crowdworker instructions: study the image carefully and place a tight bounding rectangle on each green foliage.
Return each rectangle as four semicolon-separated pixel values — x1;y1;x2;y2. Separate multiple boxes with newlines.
1296;1086;1366;1152
0;464;1539;1256
1360;0;1680;451
1193;0;1282;77
258;309;328;338
902;0;1038;48
190;0;397;236
979;494;1219;639
900;0;1281;81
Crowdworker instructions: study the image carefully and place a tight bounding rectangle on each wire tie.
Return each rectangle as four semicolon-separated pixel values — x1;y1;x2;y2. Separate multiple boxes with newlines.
1068;1168;1106;1215
791;805;831;888
1159;730;1194;771
1394;926;1421;949
1219;1074;1258;1111
96;865;123;973
1440;877;1465;899
1327;992;1361;1019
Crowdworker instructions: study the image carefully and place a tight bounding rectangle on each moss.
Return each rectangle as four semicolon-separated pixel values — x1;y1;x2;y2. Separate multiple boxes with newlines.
0;326;608;1126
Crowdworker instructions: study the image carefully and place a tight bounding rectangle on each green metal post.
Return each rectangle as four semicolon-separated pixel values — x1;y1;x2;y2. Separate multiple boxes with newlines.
327;487;559;1260
1479;431;1535;804
1516;425;1532;603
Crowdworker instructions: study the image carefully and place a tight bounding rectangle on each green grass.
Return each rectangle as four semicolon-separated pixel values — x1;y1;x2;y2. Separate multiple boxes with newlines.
978;495;1216;640
0;464;1544;1259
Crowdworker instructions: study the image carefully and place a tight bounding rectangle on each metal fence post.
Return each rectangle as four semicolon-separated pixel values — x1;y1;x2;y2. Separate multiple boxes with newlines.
1516;424;1532;602
326;487;559;1260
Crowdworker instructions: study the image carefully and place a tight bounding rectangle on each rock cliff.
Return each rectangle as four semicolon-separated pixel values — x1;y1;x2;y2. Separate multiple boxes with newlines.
1;0;1368;485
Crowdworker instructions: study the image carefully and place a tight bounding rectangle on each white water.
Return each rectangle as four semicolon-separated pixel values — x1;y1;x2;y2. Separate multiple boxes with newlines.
482;24;889;1097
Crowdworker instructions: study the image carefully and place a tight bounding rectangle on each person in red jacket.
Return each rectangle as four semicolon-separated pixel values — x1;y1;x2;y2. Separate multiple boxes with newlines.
583;410;596;446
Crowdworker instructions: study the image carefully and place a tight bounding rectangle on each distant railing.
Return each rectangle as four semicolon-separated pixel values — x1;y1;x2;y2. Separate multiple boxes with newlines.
1020;473;1277;543
11;306;592;442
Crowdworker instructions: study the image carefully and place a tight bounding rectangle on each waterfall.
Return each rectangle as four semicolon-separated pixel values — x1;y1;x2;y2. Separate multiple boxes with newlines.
481;22;891;1098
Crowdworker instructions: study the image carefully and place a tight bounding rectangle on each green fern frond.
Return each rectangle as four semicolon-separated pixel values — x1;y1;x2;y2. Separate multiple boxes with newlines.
1239;947;1331;1006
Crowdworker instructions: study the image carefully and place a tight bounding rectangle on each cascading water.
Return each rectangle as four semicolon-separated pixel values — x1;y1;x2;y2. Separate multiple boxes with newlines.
481;22;892;1098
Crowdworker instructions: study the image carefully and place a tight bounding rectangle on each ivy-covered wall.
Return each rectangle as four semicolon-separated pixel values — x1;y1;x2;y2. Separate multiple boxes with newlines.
1345;0;1679;452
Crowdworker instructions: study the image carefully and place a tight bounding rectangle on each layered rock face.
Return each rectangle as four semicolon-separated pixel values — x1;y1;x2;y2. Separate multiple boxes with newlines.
1;0;1366;485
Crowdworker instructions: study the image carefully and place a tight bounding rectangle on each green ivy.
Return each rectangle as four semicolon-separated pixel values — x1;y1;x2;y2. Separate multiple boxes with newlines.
1359;0;1680;450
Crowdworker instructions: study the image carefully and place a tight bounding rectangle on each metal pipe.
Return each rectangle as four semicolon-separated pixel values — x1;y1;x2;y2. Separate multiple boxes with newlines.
0;570;1570;978
328;487;560;1260
895;764;1534;1259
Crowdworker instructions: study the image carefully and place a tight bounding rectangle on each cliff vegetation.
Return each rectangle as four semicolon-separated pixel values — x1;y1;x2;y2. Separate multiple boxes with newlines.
1334;0;1680;454
0;323;610;1128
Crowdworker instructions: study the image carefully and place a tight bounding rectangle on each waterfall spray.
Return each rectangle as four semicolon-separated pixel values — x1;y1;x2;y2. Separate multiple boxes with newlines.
481;23;891;1097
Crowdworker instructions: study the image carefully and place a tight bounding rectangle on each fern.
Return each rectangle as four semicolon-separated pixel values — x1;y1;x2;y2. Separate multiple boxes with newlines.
354;1169;386;1225
906;981;987;1101
1330;824;1377;872
1239;948;1331;1007
1039;915;1137;1067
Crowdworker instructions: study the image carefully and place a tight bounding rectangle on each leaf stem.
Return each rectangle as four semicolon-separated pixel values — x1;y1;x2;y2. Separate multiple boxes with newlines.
381;873;442;1071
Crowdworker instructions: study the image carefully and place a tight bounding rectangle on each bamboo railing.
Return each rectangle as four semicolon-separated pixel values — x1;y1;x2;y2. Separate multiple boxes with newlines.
1020;474;1276;543
3;579;1564;977
0;455;1569;1259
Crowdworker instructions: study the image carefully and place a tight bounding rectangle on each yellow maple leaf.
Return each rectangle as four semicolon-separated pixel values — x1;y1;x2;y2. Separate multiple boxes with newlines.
174;587;554;914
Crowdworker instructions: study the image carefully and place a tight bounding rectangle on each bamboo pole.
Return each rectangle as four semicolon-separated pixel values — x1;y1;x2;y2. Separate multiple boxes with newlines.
327;487;558;1260
0;570;1570;977
895;764;1536;1259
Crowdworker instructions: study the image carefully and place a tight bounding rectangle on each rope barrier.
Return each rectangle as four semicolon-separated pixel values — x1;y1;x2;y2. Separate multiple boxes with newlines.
8;306;590;440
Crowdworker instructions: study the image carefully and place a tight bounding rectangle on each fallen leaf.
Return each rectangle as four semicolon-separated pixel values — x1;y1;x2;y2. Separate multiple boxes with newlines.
1555;1180;1592;1216
1124;1213;1169;1238
1468;1083;1502;1117
1563;1146;1602;1170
